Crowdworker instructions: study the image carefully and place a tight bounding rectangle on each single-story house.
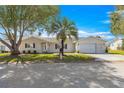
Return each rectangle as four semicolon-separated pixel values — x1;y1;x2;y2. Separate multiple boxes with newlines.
0;35;106;54
109;38;124;50
19;36;75;53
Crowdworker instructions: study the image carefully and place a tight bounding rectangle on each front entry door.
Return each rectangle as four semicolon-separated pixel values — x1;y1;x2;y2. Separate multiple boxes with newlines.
41;43;46;52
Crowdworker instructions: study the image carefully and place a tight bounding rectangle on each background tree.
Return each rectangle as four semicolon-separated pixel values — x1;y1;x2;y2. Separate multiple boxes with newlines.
47;17;78;58
122;39;124;50
0;5;59;55
110;5;124;36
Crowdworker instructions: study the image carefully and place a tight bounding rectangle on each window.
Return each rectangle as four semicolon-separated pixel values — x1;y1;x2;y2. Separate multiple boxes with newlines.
42;43;46;50
33;43;35;48
44;44;46;50
65;44;67;49
34;50;37;54
28;50;31;54
25;43;32;48
55;44;58;49
25;43;27;48
23;50;25;54
27;44;30;48
0;46;5;50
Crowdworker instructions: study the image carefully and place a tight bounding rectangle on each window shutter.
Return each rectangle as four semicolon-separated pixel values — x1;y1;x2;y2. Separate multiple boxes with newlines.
33;43;35;48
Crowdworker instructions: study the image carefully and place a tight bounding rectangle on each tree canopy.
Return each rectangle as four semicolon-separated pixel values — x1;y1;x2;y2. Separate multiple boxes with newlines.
110;5;124;36
0;5;59;55
46;17;78;57
47;17;78;41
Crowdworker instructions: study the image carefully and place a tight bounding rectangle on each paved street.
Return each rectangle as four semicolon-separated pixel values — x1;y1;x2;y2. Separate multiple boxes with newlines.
0;60;124;88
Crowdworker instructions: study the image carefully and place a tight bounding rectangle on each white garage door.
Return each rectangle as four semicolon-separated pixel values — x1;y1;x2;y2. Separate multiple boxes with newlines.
79;43;105;53
79;43;96;53
96;44;105;53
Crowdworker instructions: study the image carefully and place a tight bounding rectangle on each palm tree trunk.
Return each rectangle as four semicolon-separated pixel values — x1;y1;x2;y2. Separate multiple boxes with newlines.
61;39;64;56
59;39;64;60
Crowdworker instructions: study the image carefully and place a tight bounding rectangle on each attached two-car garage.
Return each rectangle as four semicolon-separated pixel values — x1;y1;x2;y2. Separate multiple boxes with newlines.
76;36;106;54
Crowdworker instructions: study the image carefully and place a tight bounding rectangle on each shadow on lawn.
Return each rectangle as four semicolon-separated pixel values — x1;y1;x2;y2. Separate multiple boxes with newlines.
0;55;27;65
0;54;94;65
0;61;124;88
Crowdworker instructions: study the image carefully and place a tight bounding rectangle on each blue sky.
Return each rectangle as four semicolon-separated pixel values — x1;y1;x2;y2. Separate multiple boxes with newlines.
60;5;116;40
0;5;116;41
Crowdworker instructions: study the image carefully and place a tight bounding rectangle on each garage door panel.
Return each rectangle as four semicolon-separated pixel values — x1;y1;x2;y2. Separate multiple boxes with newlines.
79;43;105;54
79;44;95;53
96;44;105;53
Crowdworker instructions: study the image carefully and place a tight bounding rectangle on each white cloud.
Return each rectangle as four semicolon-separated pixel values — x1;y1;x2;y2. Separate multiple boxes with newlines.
101;20;111;24
41;32;56;37
78;30;111;36
103;35;115;40
78;30;114;40
106;11;112;15
26;29;114;40
106;11;112;17
24;30;56;38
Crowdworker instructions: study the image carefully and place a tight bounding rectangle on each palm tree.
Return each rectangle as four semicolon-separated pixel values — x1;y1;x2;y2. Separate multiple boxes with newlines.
47;17;78;57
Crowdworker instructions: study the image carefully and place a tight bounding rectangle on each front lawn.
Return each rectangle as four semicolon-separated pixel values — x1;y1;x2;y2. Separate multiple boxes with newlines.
0;53;94;63
0;53;10;57
108;50;124;55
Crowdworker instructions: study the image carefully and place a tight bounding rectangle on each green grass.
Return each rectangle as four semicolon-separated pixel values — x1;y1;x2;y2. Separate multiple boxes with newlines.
63;53;93;62
108;50;124;55
0;53;93;63
0;53;10;57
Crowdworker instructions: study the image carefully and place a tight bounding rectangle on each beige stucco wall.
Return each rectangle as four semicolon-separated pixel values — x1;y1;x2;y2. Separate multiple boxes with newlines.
19;37;75;53
64;39;75;52
19;37;46;53
49;39;75;53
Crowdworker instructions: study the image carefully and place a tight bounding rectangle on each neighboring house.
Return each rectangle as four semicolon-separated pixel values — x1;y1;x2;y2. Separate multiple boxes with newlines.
109;38;124;50
0;35;106;54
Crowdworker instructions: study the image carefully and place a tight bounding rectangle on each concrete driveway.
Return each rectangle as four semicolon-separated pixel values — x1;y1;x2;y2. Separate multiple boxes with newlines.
0;61;124;88
86;54;124;62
